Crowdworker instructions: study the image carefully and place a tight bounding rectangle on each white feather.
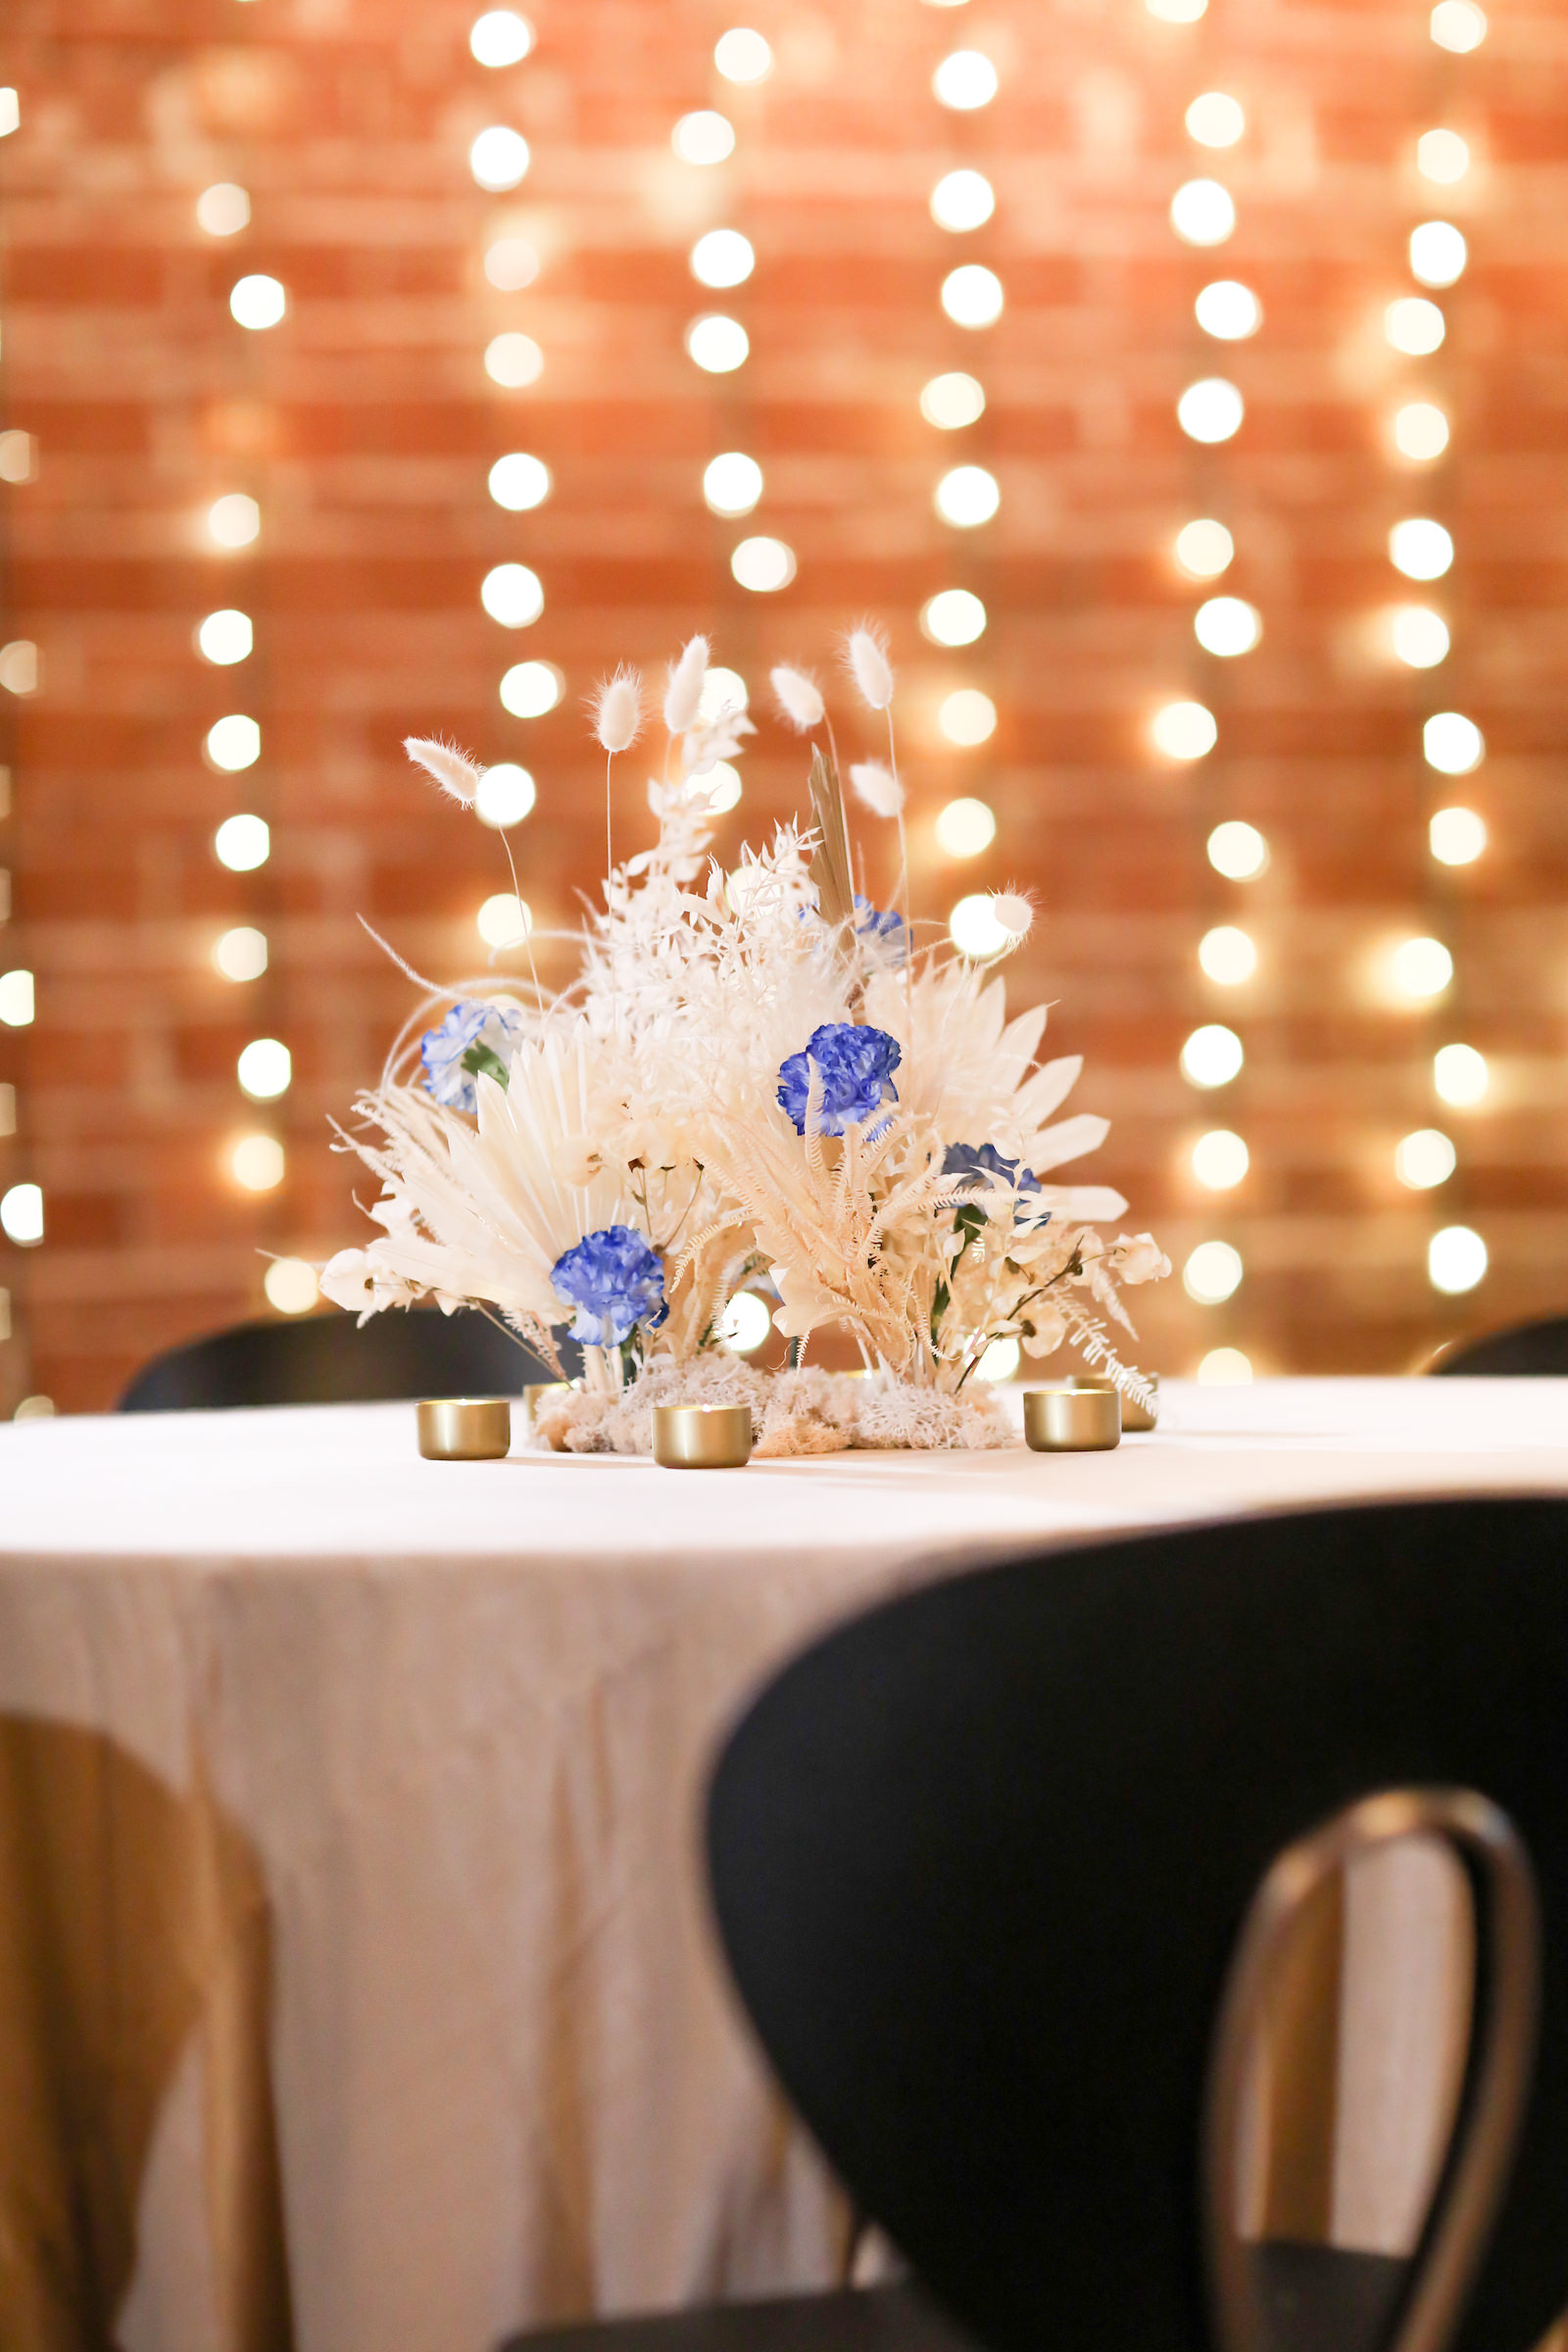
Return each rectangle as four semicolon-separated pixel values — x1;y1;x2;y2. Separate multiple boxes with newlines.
663;636;710;736
849;760;905;818
404;736;483;806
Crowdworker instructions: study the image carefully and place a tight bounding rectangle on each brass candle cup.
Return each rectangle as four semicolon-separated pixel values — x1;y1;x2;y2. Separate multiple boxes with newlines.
652;1403;754;1470
416;1396;513;1461
1068;1373;1159;1434
521;1381;571;1425
1023;1386;1121;1453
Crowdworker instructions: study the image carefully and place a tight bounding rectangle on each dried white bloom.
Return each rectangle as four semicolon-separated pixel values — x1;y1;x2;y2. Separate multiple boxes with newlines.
683;705;756;777
849;760;905;819
663;635;710;736
771;663;825;732
991;890;1035;941
845;625;895;712
1113;1233;1170;1284
591;668;643;755
404;736;483;806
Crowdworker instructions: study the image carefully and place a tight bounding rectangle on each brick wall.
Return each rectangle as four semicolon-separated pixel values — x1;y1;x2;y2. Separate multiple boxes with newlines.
1;0;1565;1411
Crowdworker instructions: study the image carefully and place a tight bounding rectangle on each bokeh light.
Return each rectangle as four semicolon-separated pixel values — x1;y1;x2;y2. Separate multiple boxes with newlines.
1192;1129;1250;1190
1429;1225;1487;1293
1181;1024;1244;1087
1396;1129;1456;1189
935;798;996;857
1430;807;1486;865
1207;820;1268;879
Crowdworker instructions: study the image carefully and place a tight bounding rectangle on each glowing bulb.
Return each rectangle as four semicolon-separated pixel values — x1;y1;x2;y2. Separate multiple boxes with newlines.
1195;596;1261;657
1430;807;1486;865
0;969;35;1026
1184;1240;1243;1302
1390;519;1453;580
229;273;285;329
1175;519;1234;577
934;797;996;857
1391;606;1450;668
1394;402;1449;462
1434;1043;1488;1106
941;266;1004;328
1431;0;1486;46
934;50;998;108
686;315;749;371
921;590;987;646
699;667;749;719
930;170;996;231
690;228;755;287
1390;936;1453;1000
1199;925;1256;984
197;609;253;663
484;237;538;290
481;562;544;627
470;126;529;190
1192;1129;1250;1189
214;815;269;871
1410;220;1466;286
1186;92;1245;147
489;452;551;510
714;28;773;82
949;893;1010;957
230;1135;284;1193
1198;1347;1252;1384
1169;178;1236;246
1418;128;1470;184
499;661;562;717
477;892;533;946
976;1336;1021;1383
1207;820;1268;879
470;10;533;65
1396;1129;1456;1189
1386;297;1446;356
1;1182;44;1244
1429;1225;1487;1294
731;536;795;592
206;714;261;771
701;762;743;814
935;465;1000;527
475;762;536;827
1181;1024;1243;1087
1424;711;1484;773
196;182;250;236
1;639;42;695
1195;280;1261;339
938;690;997;747
704;451;762;514
208;493;260;548
265;1257;320;1313
213;926;268;982
716;1291;772;1351
1152;700;1217;760
1178;378;1244;443
672;111;735;166
920;371;985;427
484;333;543;387
237;1038;291;1100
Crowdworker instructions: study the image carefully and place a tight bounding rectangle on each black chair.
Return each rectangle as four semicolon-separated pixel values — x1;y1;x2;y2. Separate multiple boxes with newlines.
1427;1318;1568;1376
704;1497;1568;2352
117;1306;574;1411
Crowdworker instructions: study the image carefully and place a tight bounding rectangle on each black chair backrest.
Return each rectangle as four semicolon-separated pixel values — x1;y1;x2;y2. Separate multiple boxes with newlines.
1428;1318;1568;1376
118;1307;573;1411
706;1498;1568;2352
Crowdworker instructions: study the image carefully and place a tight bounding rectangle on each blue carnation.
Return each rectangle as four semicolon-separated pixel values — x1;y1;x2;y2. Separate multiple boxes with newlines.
854;895;907;963
943;1142;1051;1226
776;1023;902;1138
420;1001;527;1112
550;1224;669;1348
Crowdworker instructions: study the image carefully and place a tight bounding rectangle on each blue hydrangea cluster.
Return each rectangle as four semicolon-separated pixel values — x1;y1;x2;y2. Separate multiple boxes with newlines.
853;896;907;962
776;1023;902;1138
420;1001;527;1113
550;1225;669;1348
943;1142;1052;1226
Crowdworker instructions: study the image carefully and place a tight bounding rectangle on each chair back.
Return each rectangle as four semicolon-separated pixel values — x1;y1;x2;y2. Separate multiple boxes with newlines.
1427;1319;1568;1376
706;1498;1568;2352
118;1306;572;1410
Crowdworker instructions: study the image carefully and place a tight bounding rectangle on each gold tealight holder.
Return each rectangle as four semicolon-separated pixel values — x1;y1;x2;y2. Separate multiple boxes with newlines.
1069;1373;1159;1434
521;1381;572;1425
652;1403;754;1470
1023;1386;1121;1453
416;1396;513;1461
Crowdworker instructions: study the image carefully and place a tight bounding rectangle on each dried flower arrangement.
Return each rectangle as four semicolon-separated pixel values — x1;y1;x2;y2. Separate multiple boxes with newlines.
321;628;1169;1452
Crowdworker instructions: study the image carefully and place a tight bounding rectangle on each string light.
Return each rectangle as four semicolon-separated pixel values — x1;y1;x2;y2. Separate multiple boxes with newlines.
1169;179;1236;246
208;493;261;547
1198;1347;1253;1384
1199;925;1257;984
1177;378;1244;442
213;926;269;981
1385;296;1446;355
920;372;985;427
1185;92;1245;146
1184;1240;1243;1302
484;237;538;289
196;183;250;235
1390;606;1449;667
1433;1042;1487;1106
1428;1225;1487;1293
229;274;286;329
934;798;996;857
484;332;543;386
1192;1129;1250;1189
1430;1;1486;49
1195;280;1261;339
1207;820;1268;878
703;452;762;514
1410;221;1466;284
477;893;533;946
469;125;529;190
949;895;1010;957
480;562;544;626
1389;518;1453;579
940;266;1004;327
1388;935;1453;1000
690;229;754;287
0;1183;44;1244
0;969;35;1026
938;689;997;746
205;714;261;771
264;1258;320;1313
1417;128;1470;184
488;452;551;509
1194;596;1261;656
930;170;995;231
214;814;270;870
1174;519;1234;577
1393;401;1449;460
1181;1024;1244;1087
230;1136;284;1193
469;11;533;66
730;537;795;591
672;111;735;165
197;609;253;663
1395;1129;1456;1189
686;315;749;371
714;28;773;83
920;590;986;646
1152;700;1217;760
1423;710;1483;772
237;1039;292;1100
1429;807;1486;864
499;661;562;716
475;763;536;827
934;465;999;526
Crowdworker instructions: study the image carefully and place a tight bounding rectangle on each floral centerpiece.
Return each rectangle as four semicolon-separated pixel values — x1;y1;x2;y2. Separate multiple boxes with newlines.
321;628;1168;1452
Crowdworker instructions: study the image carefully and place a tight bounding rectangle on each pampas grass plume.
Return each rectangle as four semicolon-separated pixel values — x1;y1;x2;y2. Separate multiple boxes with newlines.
849;760;905;819
770;663;824;733
405;736;484;806
991;889;1035;941
663;635;710;735
845;625;895;712
592;668;643;755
